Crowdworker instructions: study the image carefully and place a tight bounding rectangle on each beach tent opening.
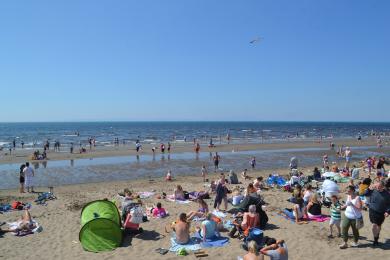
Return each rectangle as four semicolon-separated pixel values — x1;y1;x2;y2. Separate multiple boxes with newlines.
79;200;123;252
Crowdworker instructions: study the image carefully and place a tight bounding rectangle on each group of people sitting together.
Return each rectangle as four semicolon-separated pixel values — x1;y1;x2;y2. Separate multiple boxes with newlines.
31;150;47;160
285;164;390;249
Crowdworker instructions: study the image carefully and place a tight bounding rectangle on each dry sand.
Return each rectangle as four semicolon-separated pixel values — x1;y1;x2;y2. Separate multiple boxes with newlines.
1;167;389;260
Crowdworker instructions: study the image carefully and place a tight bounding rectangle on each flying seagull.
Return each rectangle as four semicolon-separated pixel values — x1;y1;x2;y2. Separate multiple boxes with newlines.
249;37;262;44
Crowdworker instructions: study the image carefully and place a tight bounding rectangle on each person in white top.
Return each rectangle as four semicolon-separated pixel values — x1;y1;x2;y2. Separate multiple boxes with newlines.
339;185;362;249
303;184;313;205
23;162;35;193
345;147;352;168
322;178;340;198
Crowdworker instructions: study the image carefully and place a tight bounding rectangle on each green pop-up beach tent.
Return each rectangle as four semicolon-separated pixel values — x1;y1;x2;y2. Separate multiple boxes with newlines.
79;200;123;252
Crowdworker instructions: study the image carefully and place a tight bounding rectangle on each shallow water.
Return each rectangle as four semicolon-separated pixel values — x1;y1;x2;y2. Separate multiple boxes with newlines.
1;121;389;149
0;146;387;189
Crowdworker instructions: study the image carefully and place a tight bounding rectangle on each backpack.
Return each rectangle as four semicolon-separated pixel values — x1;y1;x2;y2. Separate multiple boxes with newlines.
129;206;144;224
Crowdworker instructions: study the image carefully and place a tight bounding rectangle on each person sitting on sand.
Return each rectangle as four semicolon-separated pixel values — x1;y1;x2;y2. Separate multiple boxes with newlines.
253;177;266;190
302;184;313;206
0;210;36;233
120;188;141;220
174;185;185;201
241;205;260;235
166;170;172;181
199;213;220;241
351;165;360;179
229;188;244;206
288;184;303;203
260;237;288;260
229;204;260;238
306;193;322;218
243;240;263;260
241;169;250;180
187;198;209;220
289;172;300;187
245;183;259;197
284;198;306;223
152;202;167;218
313;167;322;181
174;213;190;244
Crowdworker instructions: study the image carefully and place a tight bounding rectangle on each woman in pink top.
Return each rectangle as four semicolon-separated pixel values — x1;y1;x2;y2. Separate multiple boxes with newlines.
152;202;167;218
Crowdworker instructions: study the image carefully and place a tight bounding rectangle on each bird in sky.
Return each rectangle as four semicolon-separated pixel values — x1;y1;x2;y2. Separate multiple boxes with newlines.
249;37;262;44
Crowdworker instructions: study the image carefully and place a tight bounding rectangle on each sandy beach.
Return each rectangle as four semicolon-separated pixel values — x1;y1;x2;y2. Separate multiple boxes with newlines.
1;164;389;260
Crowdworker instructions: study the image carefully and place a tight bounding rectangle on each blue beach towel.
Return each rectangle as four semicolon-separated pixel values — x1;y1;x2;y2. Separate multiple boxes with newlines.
169;237;201;252
192;232;229;248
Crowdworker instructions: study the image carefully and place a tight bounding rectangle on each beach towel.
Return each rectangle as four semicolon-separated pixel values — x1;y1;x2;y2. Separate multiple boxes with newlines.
192;232;229;248
0;203;31;213
308;215;330;222
333;176;350;183
212;210;226;218
277;211;295;223
7;220;42;236
169;237;201;252
137;191;155;199
167;197;191;204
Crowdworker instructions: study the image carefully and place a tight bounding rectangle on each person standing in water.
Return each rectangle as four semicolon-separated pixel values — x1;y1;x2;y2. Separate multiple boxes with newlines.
250;157;256;170
213;152;220;172
19;164;26;193
23;162;35;193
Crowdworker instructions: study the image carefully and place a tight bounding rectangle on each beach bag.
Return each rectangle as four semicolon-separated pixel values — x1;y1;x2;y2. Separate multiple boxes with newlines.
356;216;364;230
283;184;291;192
11;201;24;210
130;206;144;224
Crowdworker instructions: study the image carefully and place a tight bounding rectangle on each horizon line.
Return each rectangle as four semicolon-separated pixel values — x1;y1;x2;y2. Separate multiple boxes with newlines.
0;120;390;124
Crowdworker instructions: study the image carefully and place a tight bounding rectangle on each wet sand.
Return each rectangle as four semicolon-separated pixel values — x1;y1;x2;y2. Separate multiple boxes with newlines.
0;137;384;165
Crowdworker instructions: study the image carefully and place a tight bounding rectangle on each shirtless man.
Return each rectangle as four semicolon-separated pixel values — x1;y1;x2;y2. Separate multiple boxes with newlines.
174;213;190;244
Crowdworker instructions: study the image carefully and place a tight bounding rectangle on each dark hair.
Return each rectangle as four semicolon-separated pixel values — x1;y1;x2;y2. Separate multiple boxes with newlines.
362;178;372;186
20;164;25;173
257;177;262;181
347;185;356;192
296;198;304;207
265;237;277;246
25;162;29;166
179;213;187;222
156;202;162;209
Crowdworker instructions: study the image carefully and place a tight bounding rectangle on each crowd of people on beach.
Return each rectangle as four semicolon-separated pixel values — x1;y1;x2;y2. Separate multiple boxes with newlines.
2;136;390;259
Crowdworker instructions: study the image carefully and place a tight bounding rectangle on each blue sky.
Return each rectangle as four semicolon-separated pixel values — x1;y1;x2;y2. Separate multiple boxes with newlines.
0;0;389;122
